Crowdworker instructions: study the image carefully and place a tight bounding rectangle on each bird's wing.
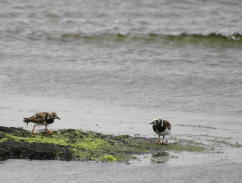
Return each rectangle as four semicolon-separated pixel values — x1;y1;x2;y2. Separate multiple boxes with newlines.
34;112;48;119
27;117;45;123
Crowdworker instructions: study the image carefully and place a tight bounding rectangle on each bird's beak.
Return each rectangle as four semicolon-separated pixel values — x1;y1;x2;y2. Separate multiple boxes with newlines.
56;116;61;120
150;122;154;124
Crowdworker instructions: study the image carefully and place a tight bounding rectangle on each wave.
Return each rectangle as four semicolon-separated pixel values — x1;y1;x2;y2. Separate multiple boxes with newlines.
48;32;242;47
10;31;239;47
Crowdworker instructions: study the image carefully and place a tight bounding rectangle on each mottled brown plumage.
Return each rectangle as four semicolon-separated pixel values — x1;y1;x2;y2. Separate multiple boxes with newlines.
23;112;61;134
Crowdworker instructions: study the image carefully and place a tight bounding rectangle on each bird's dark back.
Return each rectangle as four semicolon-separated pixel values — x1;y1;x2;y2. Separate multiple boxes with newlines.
152;120;166;132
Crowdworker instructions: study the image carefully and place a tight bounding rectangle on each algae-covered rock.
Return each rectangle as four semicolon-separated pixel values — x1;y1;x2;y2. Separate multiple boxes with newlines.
0;126;206;162
0;140;73;161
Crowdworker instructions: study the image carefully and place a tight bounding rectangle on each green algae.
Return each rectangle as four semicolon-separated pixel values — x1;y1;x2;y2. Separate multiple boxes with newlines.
102;155;117;161
0;138;7;143
0;127;207;162
163;142;205;152
5;134;69;146
0;132;7;143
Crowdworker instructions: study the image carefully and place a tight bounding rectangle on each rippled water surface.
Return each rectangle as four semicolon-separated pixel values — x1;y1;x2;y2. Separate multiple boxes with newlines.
0;0;242;182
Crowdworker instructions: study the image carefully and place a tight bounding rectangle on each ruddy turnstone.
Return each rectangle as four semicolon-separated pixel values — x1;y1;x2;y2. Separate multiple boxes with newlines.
23;112;61;134
150;117;171;144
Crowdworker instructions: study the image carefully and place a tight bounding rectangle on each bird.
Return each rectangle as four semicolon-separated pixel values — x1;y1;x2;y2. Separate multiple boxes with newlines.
23;112;61;134
150;117;171;144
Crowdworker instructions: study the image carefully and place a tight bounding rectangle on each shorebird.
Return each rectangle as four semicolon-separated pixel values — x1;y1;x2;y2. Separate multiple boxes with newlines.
150;117;171;144
23;112;61;134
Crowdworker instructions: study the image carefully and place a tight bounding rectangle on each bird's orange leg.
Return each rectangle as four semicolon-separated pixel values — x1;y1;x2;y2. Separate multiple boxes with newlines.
161;136;167;145
45;125;53;134
156;135;162;144
32;125;37;134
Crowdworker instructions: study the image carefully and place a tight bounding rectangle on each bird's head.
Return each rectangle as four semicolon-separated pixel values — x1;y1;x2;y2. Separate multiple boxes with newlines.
150;118;171;130
50;112;61;120
150;118;161;125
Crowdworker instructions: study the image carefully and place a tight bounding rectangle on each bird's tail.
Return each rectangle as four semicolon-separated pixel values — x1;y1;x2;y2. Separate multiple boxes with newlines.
23;117;44;125
23;117;31;125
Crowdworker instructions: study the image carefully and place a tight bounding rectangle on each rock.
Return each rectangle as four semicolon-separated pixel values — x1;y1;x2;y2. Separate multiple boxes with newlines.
0;126;206;162
0;140;73;161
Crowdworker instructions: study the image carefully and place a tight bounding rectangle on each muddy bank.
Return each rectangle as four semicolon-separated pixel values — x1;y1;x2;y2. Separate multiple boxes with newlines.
0;126;205;162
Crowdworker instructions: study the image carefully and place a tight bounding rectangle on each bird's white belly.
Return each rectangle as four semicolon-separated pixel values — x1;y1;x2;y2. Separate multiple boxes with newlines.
155;129;170;136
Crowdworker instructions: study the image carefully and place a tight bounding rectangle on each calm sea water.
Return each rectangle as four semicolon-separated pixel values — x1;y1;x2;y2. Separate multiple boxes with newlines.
0;0;242;182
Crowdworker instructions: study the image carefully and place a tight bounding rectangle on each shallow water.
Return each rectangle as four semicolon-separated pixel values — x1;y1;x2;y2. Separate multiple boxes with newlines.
0;0;242;182
1;158;242;183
